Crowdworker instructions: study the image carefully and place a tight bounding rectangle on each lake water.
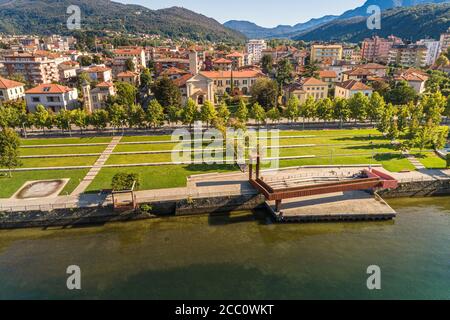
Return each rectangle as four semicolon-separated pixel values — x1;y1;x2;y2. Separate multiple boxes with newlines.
0;197;449;300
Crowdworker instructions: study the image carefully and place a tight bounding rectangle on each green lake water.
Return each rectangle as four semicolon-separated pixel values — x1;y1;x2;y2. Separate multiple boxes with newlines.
0;197;449;300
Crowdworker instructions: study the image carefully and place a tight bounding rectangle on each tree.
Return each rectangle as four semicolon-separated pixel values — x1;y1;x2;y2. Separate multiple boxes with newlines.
275;58;294;92
114;82;138;106
420;91;446;126
55;109;72;134
333;97;350;129
125;58;135;72
111;172;140;191
0;128;22;177
348;92;369;122
167;105;181;126
140;68;152;89
250;102;266;126
266;107;281;124
284;96;300;123
33;105;53;134
387;119;399;141
261;54;274;75
71;109;88;134
250;78;279;111
127;104;146;128
90;109;109;131
435;54;449;68
217;101;231;124
108;103;127;132
235;99;249;123
0;105;19;129
181;98;198;128
151;76;182;110
386;81;417;105
303;61;320;78
397;103;411;132
300;95;317;127
316;98;333;126
146;99;165;129
367;92;386;125
200;100;217;128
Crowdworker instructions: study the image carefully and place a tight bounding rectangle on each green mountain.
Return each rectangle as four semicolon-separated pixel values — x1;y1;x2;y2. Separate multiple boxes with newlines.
224;0;448;39
0;0;245;42
294;3;450;42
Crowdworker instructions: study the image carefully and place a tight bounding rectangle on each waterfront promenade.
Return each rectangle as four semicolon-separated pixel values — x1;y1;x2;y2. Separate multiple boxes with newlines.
1;165;450;213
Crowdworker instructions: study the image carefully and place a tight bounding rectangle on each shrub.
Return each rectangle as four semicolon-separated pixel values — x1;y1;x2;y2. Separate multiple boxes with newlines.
111;172;140;191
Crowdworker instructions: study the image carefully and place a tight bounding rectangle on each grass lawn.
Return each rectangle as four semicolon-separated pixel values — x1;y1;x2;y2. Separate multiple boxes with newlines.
120;135;173;143
16;156;99;168
0;169;89;198
20;145;107;156
413;152;447;169
86;164;238;192
21;137;112;146
278;154;415;172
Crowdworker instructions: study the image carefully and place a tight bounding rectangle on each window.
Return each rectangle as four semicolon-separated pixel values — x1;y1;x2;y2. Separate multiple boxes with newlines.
32;97;40;102
0;91;3;96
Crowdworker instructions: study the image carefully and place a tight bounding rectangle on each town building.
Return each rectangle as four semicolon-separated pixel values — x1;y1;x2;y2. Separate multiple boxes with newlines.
286;77;329;103
113;47;146;68
0;53;60;84
416;39;441;66
58;61;80;82
25;83;79;112
226;52;244;70
335;80;373;99
212;58;232;71
394;69;429;94
342;67;375;83
0;77;25;102
361;35;403;63
117;71;140;86
360;63;388;78
85;66;112;83
88;81;116;111
388;44;428;68
439;28;450;54
185;69;265;104
246;40;267;63
310;44;343;64
318;70;338;89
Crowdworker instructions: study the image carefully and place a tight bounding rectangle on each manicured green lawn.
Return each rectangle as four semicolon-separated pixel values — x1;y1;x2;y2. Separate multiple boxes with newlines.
120;135;173;143
114;142;187;152
21;137;112;146
0;169;89;198
86;164;238;192
20;145;106;156
414;152;447;169
16;156;99;168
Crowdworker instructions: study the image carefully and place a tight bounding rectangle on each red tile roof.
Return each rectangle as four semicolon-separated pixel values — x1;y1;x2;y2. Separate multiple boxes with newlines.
86;66;111;73
213;58;233;64
173;73;194;87
96;81;115;88
302;77;327;86
200;70;264;79
25;84;74;94
336;80;372;91
318;70;337;78
117;71;138;77
0;77;25;89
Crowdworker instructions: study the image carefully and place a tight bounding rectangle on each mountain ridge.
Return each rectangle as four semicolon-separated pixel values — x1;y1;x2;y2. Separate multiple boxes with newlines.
0;0;246;42
224;0;449;39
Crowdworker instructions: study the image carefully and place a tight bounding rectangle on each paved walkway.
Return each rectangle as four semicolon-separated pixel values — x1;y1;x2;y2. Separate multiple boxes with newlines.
71;136;122;196
403;151;426;170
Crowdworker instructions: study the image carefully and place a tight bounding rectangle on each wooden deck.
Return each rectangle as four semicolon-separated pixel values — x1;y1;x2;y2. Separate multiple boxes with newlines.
266;190;396;223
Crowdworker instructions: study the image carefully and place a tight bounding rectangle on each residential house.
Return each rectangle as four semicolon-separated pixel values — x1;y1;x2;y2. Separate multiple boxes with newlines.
0;77;25;102
25;83;79;112
335;80;373;99
117;71;140;86
318;70;337;89
286;77;329;103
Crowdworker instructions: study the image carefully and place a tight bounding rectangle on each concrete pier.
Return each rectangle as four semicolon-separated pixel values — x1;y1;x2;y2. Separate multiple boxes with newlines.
266;190;396;223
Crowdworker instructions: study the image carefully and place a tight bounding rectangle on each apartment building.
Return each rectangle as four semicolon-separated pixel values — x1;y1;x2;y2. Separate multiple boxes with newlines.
25;83;79;112
226;52;244;70
416;39;441;66
113;47;146;68
246;40;267;63
361;36;403;63
310;44;343;64
439;28;450;54
85;66;112;83
0;53;60;84
0;77;25;102
388;44;428;68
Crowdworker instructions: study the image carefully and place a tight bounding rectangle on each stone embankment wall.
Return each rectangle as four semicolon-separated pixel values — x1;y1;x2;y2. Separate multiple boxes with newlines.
2;179;450;229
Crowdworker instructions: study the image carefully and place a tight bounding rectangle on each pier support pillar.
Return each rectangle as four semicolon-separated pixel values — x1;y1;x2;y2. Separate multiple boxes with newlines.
275;200;282;213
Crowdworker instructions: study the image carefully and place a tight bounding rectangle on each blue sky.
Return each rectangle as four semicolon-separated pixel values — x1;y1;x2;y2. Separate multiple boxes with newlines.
117;0;366;27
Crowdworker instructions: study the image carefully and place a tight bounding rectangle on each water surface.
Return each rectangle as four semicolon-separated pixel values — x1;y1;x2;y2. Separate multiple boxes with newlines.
0;197;449;299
